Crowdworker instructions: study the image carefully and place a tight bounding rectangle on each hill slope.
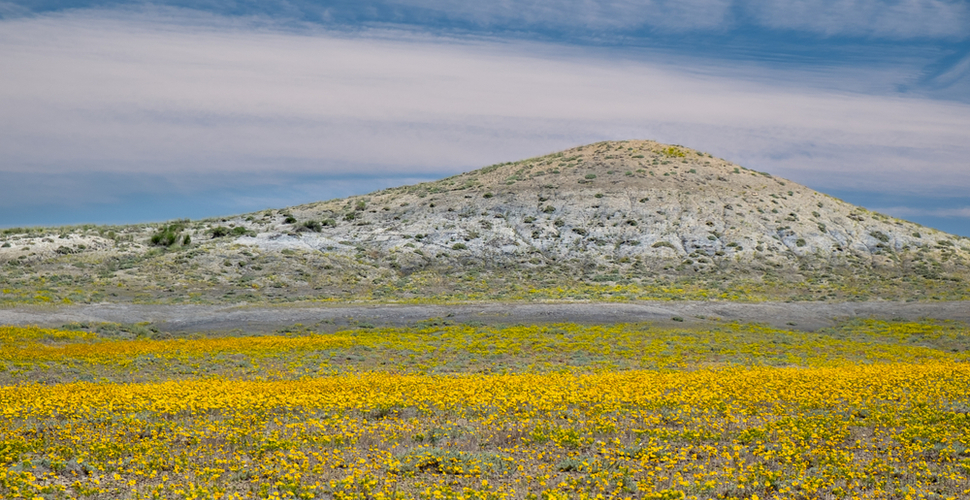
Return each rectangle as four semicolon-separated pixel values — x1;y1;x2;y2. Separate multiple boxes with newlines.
2;140;969;304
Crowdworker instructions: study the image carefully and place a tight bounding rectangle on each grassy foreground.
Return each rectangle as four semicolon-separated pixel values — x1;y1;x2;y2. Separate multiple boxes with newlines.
1;320;969;499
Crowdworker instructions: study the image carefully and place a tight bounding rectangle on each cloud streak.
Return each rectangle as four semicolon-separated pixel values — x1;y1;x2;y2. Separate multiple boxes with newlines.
0;8;968;232
6;0;967;39
874;206;970;219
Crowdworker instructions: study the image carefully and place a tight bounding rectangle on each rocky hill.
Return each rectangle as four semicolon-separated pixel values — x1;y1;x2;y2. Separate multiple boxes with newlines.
2;140;969;305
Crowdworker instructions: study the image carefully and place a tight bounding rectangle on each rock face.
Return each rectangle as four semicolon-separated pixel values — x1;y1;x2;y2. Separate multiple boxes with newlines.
2;140;969;304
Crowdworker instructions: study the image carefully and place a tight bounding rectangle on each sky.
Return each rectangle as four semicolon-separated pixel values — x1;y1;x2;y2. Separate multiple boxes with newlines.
1;1;969;236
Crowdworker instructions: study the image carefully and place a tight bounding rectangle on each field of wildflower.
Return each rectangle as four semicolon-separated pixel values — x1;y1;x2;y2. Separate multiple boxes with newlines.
1;319;969;499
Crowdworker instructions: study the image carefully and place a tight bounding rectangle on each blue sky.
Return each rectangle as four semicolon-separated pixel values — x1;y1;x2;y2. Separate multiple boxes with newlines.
1;1;969;235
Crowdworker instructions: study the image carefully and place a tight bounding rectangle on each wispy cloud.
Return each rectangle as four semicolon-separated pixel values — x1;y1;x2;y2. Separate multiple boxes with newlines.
874;206;970;219
380;0;734;32
745;0;970;39
0;8;969;229
5;0;967;39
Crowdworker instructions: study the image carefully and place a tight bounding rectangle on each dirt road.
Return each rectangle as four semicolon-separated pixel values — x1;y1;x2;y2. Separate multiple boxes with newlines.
2;301;968;332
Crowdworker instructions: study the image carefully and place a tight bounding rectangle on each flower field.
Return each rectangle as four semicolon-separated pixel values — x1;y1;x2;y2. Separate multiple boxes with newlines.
1;320;969;499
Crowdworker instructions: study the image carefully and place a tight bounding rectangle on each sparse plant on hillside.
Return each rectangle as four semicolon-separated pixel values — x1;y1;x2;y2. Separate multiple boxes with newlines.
150;222;186;247
300;220;323;233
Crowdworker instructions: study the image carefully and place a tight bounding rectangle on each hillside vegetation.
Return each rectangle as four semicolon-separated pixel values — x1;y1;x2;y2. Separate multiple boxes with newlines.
2;140;969;305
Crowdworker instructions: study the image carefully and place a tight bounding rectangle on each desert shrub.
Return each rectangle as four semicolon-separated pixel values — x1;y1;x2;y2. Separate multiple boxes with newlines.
543;206;556;213
795;239;807;247
283;214;297;224
452;243;467;250
661;146;685;157
150;223;185;247
322;219;337;228
572;228;588;236
584;174;597;180
300;221;323;233
870;231;890;243
231;226;250;236
211;227;231;238
182;235;191;246
652;241;675;249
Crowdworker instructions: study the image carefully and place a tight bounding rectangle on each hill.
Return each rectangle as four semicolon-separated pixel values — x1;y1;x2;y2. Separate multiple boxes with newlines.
2;140;969;305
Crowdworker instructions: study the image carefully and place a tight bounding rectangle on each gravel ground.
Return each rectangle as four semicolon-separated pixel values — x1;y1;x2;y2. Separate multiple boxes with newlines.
2;301;968;333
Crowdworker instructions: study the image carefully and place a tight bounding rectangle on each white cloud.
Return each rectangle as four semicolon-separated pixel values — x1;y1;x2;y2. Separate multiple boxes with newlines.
375;0;970;38
745;0;970;39
873;206;970;218
384;0;733;31
1;8;969;201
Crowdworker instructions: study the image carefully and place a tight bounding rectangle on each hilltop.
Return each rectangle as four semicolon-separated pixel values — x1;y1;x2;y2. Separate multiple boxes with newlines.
2;140;969;305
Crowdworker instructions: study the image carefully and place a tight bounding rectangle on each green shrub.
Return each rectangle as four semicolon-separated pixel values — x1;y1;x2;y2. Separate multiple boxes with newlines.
870;231;890;243
795;239;807;247
584;174;597;180
301;221;323;233
452;243;467;250
150;223;185;247
652;241;675;249
542;205;555;213
211;227;231;238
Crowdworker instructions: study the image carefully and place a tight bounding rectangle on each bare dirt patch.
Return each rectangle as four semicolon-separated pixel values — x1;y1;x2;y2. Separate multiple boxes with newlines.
2;301;968;333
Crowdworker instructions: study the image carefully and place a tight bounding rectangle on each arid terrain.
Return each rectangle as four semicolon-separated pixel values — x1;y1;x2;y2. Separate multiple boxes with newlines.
3;300;970;334
3;140;970;500
2;140;969;306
